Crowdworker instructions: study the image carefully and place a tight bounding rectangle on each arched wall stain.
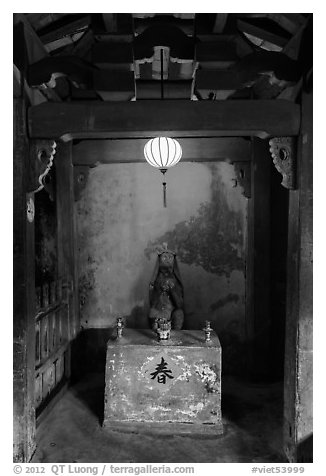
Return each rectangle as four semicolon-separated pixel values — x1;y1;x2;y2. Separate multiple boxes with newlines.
144;164;245;278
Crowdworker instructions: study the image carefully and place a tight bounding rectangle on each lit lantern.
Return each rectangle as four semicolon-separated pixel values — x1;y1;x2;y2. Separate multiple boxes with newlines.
144;137;182;207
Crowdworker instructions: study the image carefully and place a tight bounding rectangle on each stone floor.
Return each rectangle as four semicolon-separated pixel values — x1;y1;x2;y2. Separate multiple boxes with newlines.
32;372;286;463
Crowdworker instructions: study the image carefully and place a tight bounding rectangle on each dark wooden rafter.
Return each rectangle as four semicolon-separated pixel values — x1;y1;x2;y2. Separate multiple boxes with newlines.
102;14;118;33
14;13;48;64
265;13;303;35
28;100;301;141
134;14;195;37
195;37;238;62
237;18;291;48
134;23;194;60
69;29;94;59
27;56;96;88
136;80;191;99
236;13;306;35
213;14;229;33
26;13;65;31
72;137;251;166
195;70;244;91
37;14;91;44
14;15;70;102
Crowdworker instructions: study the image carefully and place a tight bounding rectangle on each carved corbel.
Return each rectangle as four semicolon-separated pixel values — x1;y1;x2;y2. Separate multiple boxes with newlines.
74;166;90;201
232;161;251;198
269;137;296;189
28;139;57;199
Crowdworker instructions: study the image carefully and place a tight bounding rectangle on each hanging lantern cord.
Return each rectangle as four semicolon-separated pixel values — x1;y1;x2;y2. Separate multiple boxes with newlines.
160;48;164;100
160;168;167;207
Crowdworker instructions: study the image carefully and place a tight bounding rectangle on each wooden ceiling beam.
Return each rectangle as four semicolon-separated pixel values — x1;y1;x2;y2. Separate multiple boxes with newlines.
14;13;48;64
195;70;244;90
102;14;118;33
28;100;301;141
39;15;91;44
72;137;251;165
265;14;301;35
213;14;229;33
136;80;192;99
196;38;238;61
237;19;289;47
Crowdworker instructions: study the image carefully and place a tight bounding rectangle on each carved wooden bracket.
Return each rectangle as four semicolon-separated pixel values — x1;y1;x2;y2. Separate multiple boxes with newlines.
232;161;251;198
74;165;90;201
269;136;296;189
28;139;57;197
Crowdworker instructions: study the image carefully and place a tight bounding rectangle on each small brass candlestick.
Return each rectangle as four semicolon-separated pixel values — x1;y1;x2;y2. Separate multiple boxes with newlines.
203;320;212;342
116;317;124;338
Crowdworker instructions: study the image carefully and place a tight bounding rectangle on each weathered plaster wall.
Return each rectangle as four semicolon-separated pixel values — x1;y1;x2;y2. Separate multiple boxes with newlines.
76;161;247;372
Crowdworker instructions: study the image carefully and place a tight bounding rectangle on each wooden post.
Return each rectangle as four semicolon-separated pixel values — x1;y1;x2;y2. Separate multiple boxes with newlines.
245;138;271;378
55;141;79;357
283;89;313;462
13;98;36;462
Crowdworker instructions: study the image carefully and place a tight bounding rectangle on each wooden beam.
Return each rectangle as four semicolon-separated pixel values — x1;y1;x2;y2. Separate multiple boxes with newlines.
93;70;135;92
283;22;308;61
195;70;244;90
102;14;118;33
70;29;94;58
213;14;228;33
237;13;305;34
72;137;251;165
39;15;91;44
92;41;133;64
14;13;48;64
196;39;238;62
28;100;301;140
237;19;290;47
136;80;192;99
266;13;301;35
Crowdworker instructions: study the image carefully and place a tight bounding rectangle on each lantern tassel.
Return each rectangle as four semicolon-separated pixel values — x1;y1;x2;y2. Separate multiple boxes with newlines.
163;182;167;207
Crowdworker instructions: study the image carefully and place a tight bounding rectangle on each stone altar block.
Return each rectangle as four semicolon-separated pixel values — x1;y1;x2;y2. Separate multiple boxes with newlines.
103;329;223;434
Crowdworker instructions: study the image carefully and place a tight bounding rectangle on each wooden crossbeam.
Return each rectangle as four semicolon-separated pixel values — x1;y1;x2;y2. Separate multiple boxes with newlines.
237;19;290;47
28;99;301;140
213;14;229;33
266;13;301;35
92;41;133;63
195;70;244;90
196;40;238;62
93;70;135;92
39;15;91;44
136;80;192;99
102;14;118;33
72;137;251;165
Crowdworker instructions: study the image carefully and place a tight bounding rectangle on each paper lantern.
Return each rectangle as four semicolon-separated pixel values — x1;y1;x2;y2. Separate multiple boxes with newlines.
144;137;182;207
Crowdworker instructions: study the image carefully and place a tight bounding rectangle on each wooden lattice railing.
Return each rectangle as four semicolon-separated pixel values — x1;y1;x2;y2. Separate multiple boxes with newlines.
34;278;71;413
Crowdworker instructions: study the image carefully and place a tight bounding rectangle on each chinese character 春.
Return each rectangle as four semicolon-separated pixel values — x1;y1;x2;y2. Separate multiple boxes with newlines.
150;357;174;384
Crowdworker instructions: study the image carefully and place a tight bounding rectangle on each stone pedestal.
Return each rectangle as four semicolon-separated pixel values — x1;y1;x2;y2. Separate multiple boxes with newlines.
103;329;223;434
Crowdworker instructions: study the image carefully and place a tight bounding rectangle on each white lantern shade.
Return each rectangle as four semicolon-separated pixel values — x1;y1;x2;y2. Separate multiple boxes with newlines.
144;137;182;170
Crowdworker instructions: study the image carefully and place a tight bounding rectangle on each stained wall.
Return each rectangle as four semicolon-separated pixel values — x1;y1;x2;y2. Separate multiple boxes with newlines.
75;161;248;373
